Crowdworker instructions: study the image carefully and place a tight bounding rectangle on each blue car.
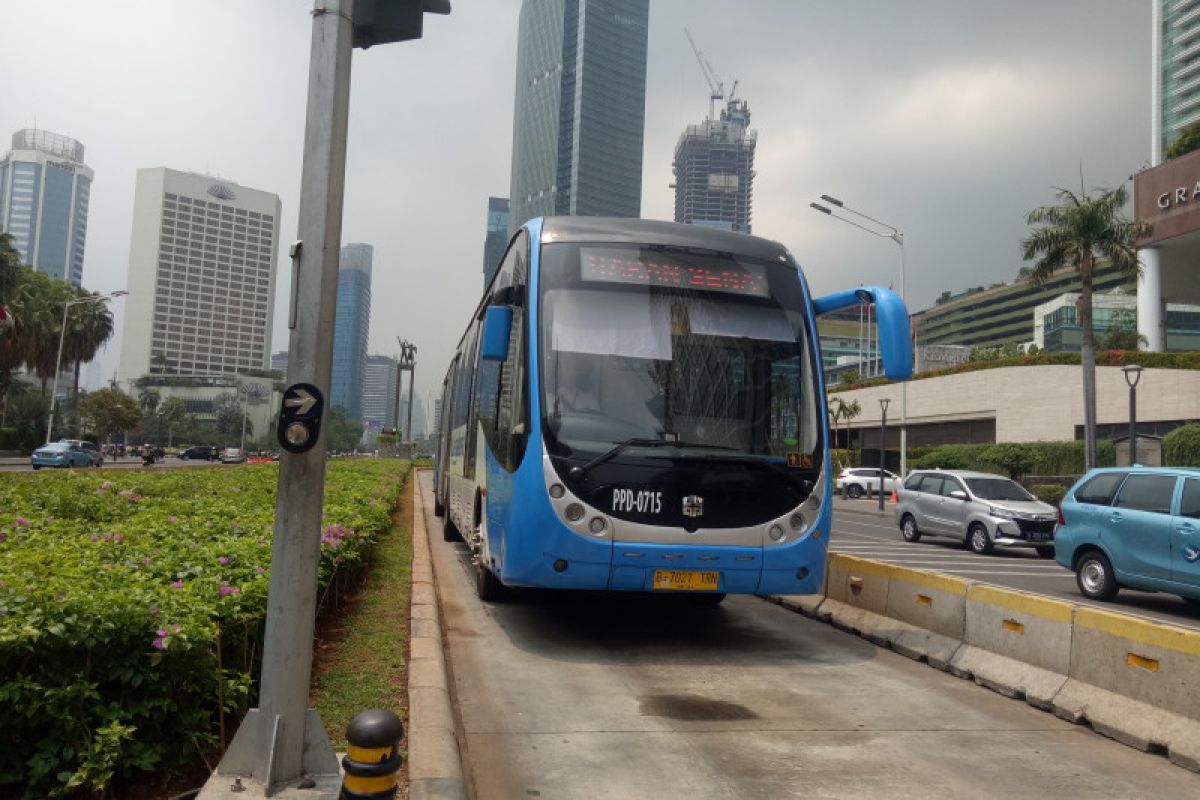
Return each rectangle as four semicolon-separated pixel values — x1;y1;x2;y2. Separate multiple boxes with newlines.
31;441;94;470
1055;466;1200;606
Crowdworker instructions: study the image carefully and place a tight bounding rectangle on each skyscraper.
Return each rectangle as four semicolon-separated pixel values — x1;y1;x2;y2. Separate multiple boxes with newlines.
0;129;94;286
483;196;510;287
330;243;372;421
117;168;281;384
361;354;399;442
673;98;757;233
1156;1;1200;156
508;0;649;234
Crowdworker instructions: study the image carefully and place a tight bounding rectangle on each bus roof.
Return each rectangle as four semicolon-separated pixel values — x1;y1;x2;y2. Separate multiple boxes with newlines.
537;217;792;264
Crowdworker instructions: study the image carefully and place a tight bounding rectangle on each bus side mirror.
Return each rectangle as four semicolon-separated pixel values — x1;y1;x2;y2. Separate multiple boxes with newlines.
813;285;912;382
481;306;513;361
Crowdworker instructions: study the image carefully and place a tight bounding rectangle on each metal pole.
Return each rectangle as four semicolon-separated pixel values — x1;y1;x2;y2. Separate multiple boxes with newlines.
1129;383;1138;466
898;235;908;477
878;402;888;512
217;0;352;788
46;301;72;444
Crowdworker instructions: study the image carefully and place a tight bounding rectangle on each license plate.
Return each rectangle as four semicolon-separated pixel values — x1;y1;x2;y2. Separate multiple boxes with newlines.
652;570;720;591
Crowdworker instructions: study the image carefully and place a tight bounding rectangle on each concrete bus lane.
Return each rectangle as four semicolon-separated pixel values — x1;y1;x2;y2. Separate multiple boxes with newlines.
420;475;1198;800
830;500;1200;632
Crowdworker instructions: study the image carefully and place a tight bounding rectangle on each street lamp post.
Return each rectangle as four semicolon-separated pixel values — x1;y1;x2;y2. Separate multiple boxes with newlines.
878;397;890;511
1122;364;1143;465
811;196;909;477
46;290;127;444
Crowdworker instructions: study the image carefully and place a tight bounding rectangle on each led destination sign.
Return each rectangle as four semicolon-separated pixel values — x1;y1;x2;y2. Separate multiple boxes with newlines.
581;249;770;298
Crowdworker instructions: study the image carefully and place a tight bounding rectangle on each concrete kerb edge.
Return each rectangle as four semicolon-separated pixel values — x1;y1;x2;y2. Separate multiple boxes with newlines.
407;470;469;800
768;551;1200;775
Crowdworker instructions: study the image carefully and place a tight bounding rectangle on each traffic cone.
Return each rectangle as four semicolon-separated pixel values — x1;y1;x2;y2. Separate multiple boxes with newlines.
890;488;899;504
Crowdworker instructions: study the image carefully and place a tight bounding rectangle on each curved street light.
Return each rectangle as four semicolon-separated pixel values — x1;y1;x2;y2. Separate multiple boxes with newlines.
46;289;128;444
1122;364;1144;465
811;195;909;476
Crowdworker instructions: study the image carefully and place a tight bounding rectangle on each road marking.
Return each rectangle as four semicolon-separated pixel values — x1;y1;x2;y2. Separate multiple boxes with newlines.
931;570;1075;578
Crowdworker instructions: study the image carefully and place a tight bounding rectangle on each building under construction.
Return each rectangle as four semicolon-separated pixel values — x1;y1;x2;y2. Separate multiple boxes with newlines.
672;33;756;233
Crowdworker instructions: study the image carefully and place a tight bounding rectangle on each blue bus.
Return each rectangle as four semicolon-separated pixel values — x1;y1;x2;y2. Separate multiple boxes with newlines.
435;217;910;602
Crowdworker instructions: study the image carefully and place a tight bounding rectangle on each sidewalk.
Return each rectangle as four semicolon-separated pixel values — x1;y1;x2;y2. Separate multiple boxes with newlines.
831;493;898;520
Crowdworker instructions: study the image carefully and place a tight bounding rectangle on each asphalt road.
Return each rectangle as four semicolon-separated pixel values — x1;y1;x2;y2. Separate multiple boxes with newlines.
830;498;1200;631
422;474;1199;800
0;457;229;472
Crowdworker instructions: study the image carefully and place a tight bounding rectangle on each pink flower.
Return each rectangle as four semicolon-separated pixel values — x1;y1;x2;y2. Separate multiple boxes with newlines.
171;580;184;589
217;556;229;566
256;565;266;575
14;517;29;528
152;628;169;650
89;534;99;542
112;533;125;544
168;516;178;525
150;606;160;616
142;557;152;566
219;582;241;598
101;481;113;489
204;520;213;529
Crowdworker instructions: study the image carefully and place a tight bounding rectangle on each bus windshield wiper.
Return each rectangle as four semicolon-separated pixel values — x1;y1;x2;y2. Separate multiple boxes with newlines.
569;438;735;481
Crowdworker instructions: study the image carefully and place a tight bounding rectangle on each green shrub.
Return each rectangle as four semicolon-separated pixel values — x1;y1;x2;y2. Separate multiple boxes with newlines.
1164;423;1200;467
0;458;409;796
909;440;1114;477
829;448;859;469
1030;484;1067;505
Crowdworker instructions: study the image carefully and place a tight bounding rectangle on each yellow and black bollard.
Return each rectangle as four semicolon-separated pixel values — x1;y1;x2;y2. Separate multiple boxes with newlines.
340;709;404;800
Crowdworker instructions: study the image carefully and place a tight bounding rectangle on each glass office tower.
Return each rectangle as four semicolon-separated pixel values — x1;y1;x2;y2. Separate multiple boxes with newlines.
0;129;94;287
331;244;373;421
483;196;510;287
509;0;649;234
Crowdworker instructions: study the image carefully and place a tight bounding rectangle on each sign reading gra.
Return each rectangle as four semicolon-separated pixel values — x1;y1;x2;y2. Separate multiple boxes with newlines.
1134;147;1200;245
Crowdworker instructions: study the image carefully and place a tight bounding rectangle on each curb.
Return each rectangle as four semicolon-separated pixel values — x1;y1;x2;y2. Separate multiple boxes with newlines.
407;473;469;800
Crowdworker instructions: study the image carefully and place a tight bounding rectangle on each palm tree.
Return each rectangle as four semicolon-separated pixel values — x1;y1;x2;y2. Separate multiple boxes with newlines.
1020;185;1151;469
828;396;861;460
62;291;115;396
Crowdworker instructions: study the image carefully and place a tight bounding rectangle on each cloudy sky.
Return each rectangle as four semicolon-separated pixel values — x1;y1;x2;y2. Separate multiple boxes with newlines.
1;0;1152;415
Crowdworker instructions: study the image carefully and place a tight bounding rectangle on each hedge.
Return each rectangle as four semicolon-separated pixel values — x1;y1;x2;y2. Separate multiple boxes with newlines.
0;458;409;796
1164;423;1200;467
910;440;1115;477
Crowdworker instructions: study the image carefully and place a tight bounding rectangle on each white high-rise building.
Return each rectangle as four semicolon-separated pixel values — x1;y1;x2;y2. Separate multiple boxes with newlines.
117;168;281;385
0;129;94;287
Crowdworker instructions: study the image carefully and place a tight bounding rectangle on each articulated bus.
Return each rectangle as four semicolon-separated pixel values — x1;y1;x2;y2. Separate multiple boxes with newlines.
435;217;911;602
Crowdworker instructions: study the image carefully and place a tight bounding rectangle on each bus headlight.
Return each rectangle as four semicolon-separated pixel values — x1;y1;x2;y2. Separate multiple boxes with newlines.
549;483;565;499
588;516;608;535
768;524;786;542
789;512;806;531
565;503;585;522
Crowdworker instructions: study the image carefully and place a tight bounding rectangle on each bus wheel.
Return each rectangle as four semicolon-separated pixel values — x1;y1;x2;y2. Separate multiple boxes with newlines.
442;513;461;542
476;562;506;602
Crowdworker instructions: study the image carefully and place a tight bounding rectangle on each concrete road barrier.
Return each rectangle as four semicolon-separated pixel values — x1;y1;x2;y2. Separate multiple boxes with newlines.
1054;607;1200;772
949;584;1072;710
770;551;1200;775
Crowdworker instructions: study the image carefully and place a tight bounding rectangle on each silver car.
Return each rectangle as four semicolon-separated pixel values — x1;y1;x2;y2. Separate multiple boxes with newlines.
894;469;1058;557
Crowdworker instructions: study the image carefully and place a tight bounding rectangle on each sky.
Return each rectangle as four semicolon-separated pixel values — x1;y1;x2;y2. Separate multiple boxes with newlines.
0;0;1153;419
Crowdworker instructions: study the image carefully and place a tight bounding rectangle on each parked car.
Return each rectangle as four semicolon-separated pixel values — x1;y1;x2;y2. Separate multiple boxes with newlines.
178;445;219;461
219;447;247;464
59;439;103;467
31;441;94;470
837;467;901;499
894;469;1058;557
1054;467;1200;605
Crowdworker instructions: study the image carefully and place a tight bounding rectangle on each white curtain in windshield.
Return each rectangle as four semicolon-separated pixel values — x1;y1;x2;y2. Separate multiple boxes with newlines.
687;297;796;342
548;289;672;359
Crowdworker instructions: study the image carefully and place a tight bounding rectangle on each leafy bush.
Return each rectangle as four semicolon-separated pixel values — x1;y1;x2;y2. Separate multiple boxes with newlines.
1164;423;1200;467
829;448;859;469
910;440;1114;477
1030;484;1067;505
0;458;409;796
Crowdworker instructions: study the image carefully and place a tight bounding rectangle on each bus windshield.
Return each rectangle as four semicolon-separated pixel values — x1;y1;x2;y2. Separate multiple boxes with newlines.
538;243;820;466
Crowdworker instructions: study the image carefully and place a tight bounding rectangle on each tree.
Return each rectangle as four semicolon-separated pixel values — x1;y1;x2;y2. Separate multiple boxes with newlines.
828;396;861;454
1166;121;1200;161
80;388;142;447
324;405;364;453
212;393;244;439
1020;185;1152;470
1163;423;1200;467
62;291;115;395
158;397;188;446
1097;309;1147;351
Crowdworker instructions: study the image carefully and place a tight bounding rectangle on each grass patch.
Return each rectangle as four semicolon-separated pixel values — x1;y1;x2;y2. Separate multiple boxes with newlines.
311;474;414;749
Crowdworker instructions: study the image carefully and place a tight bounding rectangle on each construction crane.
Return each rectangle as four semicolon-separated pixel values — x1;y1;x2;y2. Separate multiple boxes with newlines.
684;28;724;121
